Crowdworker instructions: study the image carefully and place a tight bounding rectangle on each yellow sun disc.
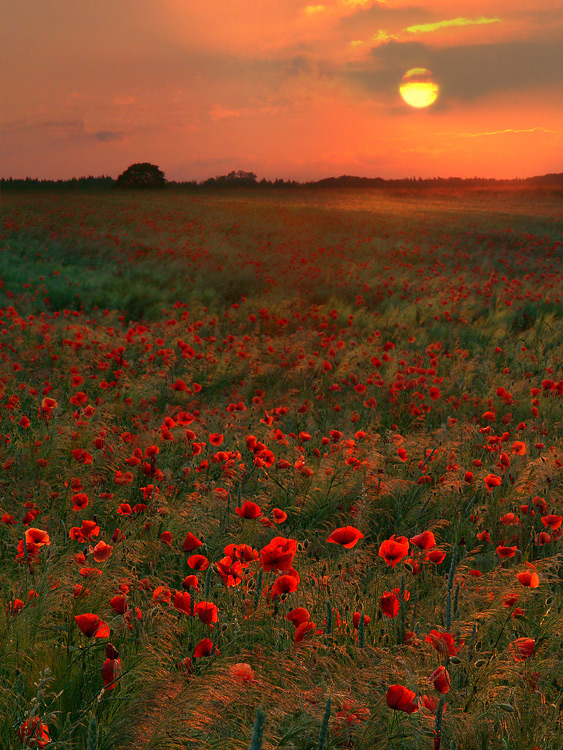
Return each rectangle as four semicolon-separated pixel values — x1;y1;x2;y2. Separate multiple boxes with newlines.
400;68;439;108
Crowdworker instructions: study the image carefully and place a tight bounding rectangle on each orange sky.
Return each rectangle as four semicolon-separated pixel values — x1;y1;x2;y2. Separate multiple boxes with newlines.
1;0;562;180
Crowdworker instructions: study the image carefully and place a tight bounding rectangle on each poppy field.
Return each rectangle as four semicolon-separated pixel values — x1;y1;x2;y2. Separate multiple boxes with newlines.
1;186;562;749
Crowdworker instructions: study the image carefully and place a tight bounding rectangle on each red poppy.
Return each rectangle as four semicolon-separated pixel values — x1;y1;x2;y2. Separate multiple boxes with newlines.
188;554;209;570
496;545;518;559
272;508;287;523
101;646;122;690
541;514;562;531
72;449;93;464
71;492;89;511
386;685;418;714
194;601;218;627
152;586;172;604
216;556;243;587
484;474;502;490
110;595;128;614
425;548;447;564
287;607;310;627
352;612;371;628
173;591;192;615
193;637;216;658
235;500;262;519
224;543;259;565
517;570;539;588
410;531;436;550
429;666;450;694
230;662;255;682
379;587;410;618
511;441;526;455
182;575;199;591
92;541;113;562
326;525;364;549
209;433;224;446
260;536;297;571
426;629;463;657
75;613;110;638
182;532;203;552
18;717;50;748
510;637;535;662
378;535;409;568
270;572;299;598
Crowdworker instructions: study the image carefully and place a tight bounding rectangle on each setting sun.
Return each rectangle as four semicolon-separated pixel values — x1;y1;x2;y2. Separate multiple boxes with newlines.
400;68;439;109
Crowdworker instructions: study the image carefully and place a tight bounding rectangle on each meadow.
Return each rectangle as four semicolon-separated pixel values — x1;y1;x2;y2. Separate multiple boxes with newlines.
0;186;562;750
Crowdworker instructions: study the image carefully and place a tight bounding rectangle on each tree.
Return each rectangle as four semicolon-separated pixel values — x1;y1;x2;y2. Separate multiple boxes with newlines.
116;163;166;188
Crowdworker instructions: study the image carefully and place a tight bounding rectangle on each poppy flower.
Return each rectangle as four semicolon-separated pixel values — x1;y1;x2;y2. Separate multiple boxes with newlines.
72;449;93;465
517;570;539;588
216;556;243;587
110;595;128;614
352;612;371;629
410;531;436;550
152;586;171;604
209;433;224;446
25;528;50;547
18;717;50;748
224;543;258;565
193;637;216;658
541;514;562;531
272;508;287;523
270;572;299;598
287;607;310;627
182;532;203;552
173;591;192;615
510;637;535;662
326;525;364;549
230;662;256;682
71;492;89;511
101;646;122;690
75;613;110;638
194;601;218;627
260;536;297;572
386;685;418;714
378;535;409;568
235;501;262;519
484;474;502;490
511;441;526;455
182;575;199;590
426;629;463;657
429;666;450;694
425;548;447;564
187;554;209;571
496;545;518;559
92;541;113;562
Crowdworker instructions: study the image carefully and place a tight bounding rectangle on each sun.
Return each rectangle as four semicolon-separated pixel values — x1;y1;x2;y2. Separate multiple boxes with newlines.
400;68;439;108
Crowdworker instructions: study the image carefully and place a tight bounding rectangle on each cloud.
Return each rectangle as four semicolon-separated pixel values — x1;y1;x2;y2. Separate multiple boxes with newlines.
452;127;561;138
1;119;125;142
405;17;501;34
209;105;241;122
341;37;563;103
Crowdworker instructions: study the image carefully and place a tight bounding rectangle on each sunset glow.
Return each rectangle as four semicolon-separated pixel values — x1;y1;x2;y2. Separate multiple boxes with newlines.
1;0;562;180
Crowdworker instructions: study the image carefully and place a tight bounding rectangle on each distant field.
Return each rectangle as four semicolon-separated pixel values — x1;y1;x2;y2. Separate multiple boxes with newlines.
0;188;562;749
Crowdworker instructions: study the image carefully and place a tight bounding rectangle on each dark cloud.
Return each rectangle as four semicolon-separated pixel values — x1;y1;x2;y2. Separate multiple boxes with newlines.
342;37;563;103
1;119;125;142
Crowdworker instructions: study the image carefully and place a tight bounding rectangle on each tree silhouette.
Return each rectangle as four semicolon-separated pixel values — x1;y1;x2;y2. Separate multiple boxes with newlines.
116;163;166;188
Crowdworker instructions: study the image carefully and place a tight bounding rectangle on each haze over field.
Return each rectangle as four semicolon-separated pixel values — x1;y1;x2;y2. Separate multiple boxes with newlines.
1;0;562;181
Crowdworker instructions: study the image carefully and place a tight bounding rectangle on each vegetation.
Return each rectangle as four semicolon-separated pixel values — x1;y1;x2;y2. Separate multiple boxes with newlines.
0;188;562;749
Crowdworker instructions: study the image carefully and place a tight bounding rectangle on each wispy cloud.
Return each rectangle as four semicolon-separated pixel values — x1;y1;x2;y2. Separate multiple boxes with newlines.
406;17;501;34
454;127;560;137
209;105;241;122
